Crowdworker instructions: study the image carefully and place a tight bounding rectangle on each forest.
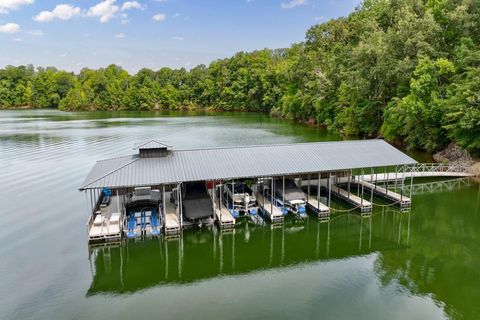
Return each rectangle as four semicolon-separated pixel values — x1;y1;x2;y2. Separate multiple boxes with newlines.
0;0;479;155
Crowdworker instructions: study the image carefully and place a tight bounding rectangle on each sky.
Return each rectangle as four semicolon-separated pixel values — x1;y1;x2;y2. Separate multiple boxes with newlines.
0;0;360;73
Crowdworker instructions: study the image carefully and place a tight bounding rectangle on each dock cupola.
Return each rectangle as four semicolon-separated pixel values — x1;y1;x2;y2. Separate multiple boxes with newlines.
134;140;172;158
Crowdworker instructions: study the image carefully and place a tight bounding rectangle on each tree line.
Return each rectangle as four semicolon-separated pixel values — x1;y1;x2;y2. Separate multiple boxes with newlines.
1;0;479;155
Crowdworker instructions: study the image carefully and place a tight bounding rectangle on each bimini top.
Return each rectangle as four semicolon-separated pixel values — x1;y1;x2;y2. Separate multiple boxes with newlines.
79;139;417;190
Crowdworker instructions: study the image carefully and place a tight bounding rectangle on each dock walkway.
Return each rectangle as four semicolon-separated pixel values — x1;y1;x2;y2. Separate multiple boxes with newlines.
252;185;284;223
354;179;411;211
324;183;372;214
207;189;236;229
163;192;181;234
305;193;330;222
88;195;122;242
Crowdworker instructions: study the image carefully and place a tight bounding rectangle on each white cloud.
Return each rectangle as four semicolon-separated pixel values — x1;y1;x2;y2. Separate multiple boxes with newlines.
59;53;67;58
33;4;81;23
152;13;165;21
27;29;43;36
0;22;20;33
87;0;119;23
172;36;183;41
314;15;326;21
121;1;144;11
172;12;180;18
0;0;34;14
281;0;307;9
13;37;22;41
114;32;125;38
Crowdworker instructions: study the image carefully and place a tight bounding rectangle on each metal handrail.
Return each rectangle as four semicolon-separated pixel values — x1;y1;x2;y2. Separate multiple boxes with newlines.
393;177;471;195
397;163;470;174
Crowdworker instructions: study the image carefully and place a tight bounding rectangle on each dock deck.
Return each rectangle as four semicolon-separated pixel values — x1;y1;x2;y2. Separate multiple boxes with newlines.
88;196;122;242
305;194;330;222
255;191;284;223
163;193;181;234
325;183;372;214
207;189;235;229
355;179;411;211
214;205;236;229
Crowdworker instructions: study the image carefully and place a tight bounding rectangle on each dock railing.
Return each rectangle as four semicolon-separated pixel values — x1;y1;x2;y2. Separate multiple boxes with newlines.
398;163;471;174
393;177;472;196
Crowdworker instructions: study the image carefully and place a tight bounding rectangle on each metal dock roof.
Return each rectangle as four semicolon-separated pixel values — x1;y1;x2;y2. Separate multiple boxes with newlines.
79;139;417;190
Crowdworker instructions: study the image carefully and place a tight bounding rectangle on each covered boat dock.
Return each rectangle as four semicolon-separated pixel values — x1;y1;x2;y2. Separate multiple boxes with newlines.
80;139;417;243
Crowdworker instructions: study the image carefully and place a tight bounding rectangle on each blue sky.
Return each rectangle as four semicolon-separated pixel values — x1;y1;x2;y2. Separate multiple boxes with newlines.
0;0;360;73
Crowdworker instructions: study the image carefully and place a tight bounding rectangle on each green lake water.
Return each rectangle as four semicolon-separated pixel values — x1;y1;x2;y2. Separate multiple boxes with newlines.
1;110;479;320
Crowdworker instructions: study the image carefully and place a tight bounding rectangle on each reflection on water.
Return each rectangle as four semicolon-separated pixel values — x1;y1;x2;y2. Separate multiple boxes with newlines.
1;109;479;320
88;211;411;295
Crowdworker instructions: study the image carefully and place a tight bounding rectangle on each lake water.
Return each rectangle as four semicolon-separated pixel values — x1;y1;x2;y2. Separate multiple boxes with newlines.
1;110;479;320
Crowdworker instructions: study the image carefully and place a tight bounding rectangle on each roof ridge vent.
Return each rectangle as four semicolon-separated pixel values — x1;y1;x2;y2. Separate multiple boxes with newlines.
134;140;172;158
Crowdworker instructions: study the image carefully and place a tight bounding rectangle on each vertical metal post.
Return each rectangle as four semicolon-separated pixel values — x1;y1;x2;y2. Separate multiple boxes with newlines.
409;166;414;199
317;172;321;200
282;176;285;214
179;183;183;229
231;180;234;213
212;180;217;222
348;169;351;199
400;165;404;202
220;184;223;224
89;189;93;213
262;178;265;224
370;168;374;204
270;178;274;217
116;189;120;213
162;185;166;228
360;168;365;208
328;172;332;207
317;172;320;213
384;167;388;193
307;173;310;202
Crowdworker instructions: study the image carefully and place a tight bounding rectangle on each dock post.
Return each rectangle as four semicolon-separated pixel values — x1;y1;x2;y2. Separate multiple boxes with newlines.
328;172;332;207
231;180;234;214
370;168;374;204
317;172;321;213
384;167;388;193
178;183;183;229
409;165;414;199
357;171;360;197
270;178;274;217
360;168;364;208
307;174;310;202
162;185;166;229
261;178;265;225
211;180;215;211
89;189;93;214
220;184;223;224
282;176;285;213
116;189;120;213
400;166;404;203
348;169;351;199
